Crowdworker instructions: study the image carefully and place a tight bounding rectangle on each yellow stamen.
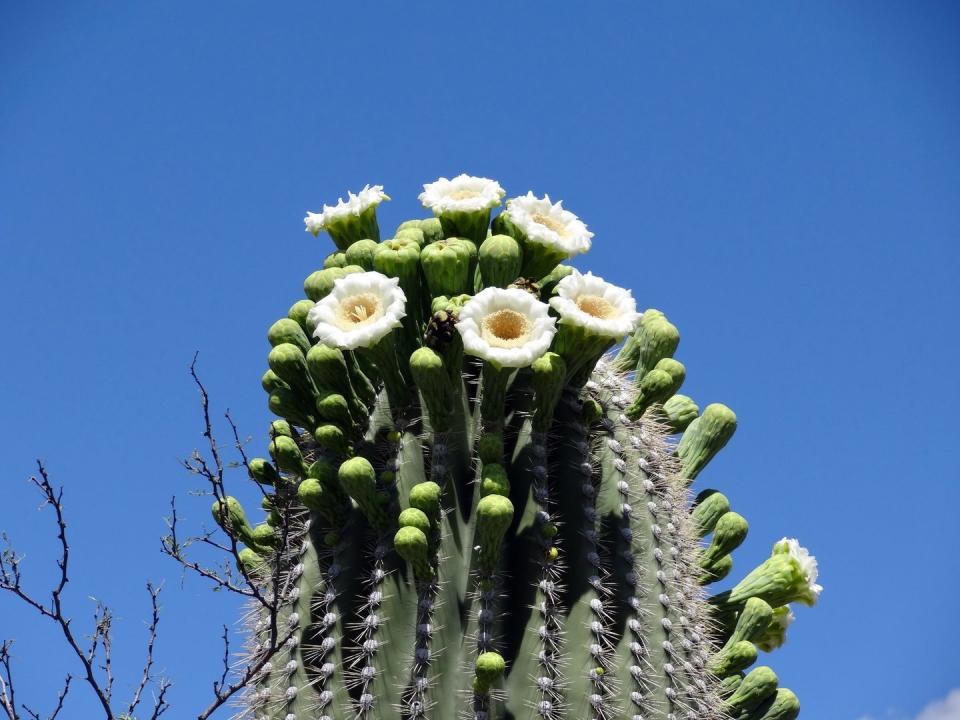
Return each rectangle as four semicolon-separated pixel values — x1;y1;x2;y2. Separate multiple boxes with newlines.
481;309;531;349
336;293;381;329
532;213;568;236
576;295;617;319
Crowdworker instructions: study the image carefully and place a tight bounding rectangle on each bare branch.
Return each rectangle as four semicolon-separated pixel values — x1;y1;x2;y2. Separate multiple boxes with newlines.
0;465;170;720
168;357;297;719
0;641;19;720
126;583;163;718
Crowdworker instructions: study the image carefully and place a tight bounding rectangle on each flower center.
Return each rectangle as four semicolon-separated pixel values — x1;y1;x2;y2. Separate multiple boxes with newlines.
336;293;382;328
481;309;531;348
448;189;482;201
532;212;568;236
576;294;617;319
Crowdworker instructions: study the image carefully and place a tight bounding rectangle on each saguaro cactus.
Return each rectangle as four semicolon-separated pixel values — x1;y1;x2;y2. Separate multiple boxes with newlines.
221;175;820;720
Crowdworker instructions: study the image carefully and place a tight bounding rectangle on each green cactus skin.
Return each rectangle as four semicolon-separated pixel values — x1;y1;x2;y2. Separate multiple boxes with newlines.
226;188;814;720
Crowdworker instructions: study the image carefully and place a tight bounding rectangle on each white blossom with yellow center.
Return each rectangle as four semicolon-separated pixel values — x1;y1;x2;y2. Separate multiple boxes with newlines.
504;191;593;257
307;271;406;349
304;184;390;236
549;270;642;340
457;287;556;367
418;174;505;214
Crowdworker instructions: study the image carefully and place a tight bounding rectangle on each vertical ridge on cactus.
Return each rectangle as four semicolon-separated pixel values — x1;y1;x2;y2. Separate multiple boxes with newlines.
225;176;819;720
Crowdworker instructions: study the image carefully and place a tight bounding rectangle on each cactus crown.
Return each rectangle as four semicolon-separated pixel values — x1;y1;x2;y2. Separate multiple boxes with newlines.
222;177;819;720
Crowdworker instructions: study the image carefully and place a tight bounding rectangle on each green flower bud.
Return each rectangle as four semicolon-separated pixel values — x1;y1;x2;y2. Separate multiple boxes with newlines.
395;219;436;245
250;523;277;549
692;490;730;538
373;237;421;287
654;357;685;393
307;457;337;484
306;344;351;392
267;318;311;355
625;368;675;420
476;494;514;572
303;266;363;302
268;343;316;399
211;496;253;542
344;239;379;270
393;526;433;581
530;352;566;432
420;238;472;297
398;507;431;535
725;597;774;647
478;234;522;289
701;554;733;585
749;688;800;720
480;463;510;497
268;435;306;476
409;481;442;527
268;420;292;439
322;251;347;268
702;511;749;569
287;299;315;335
474;651;506;692
316;392;353;427
409;347;455;431
248;457;279;486
261;369;288;394
298;477;338;519
395;227;426;248
677;403;738;480
339;457;389;530
268;387;317;429
313;424;348;456
662;394;700;433
538;263;574;298
237;548;264;574
633;310;680;381
709;640;758;678
419;217;443;244
477;434;504;465
724;666;779;716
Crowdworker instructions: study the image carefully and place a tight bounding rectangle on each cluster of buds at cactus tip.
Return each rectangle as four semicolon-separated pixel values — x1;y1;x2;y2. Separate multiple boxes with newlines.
220;174;820;720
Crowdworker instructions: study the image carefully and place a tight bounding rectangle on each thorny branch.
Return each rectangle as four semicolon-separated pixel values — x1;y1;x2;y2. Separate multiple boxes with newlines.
0;462;170;720
161;355;297;719
0;357;290;719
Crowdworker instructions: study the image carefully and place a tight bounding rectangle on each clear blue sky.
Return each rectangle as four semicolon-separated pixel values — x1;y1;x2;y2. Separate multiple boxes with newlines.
2;3;958;719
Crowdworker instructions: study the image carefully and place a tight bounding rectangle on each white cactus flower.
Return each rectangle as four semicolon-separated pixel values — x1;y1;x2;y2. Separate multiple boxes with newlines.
549;270;642;341
457;287;557;367
307;271;406;350
419;174;505;214
773;538;823;605
504;192;593;257
304;184;390;236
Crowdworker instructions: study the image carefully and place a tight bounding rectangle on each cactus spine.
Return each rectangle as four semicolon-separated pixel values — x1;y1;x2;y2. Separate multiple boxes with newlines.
219;177;819;720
